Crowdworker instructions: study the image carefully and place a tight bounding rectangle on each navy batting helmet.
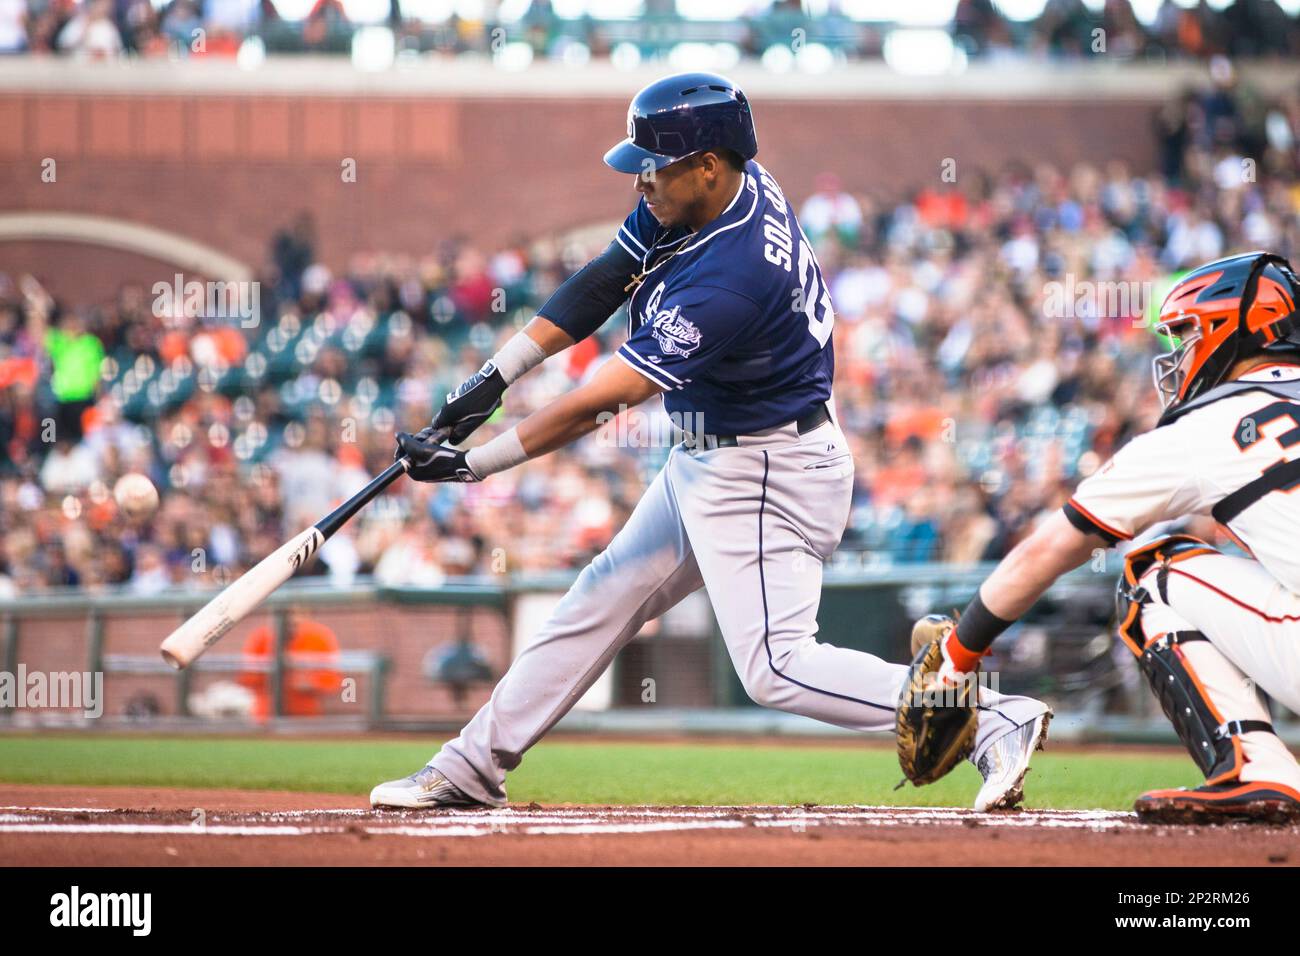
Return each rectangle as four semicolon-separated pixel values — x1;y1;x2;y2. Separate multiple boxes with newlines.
603;72;758;174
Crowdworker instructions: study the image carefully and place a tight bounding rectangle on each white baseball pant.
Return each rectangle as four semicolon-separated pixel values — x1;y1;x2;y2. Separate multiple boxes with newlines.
431;418;1048;806
1136;551;1300;789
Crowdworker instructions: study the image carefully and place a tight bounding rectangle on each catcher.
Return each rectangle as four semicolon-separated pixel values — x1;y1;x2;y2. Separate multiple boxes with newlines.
901;251;1300;823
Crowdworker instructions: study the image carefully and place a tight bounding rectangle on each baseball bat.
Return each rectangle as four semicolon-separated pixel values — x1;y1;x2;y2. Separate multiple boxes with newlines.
159;432;441;669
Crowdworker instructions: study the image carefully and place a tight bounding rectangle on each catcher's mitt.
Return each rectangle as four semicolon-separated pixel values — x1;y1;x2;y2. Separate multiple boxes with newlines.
896;616;979;787
910;612;954;657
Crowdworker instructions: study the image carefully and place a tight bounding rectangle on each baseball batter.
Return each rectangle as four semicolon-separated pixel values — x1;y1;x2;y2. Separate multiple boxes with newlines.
909;251;1300;823
370;72;1050;812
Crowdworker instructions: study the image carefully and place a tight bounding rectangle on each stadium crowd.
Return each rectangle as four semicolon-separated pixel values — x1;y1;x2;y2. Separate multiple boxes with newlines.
2;68;1300;596
1;0;1297;62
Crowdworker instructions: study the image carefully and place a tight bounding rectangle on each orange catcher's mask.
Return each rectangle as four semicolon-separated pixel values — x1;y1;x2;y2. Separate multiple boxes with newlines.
1154;252;1300;418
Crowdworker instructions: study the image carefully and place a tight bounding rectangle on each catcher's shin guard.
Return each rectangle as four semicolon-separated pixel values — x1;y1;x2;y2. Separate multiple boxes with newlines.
1115;536;1273;784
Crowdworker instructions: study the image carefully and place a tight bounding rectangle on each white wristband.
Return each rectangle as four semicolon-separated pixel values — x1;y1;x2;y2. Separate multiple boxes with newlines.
465;426;528;478
492;332;547;385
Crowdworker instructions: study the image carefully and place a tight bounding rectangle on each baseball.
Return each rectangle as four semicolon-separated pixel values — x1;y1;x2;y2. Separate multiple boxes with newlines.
113;473;159;520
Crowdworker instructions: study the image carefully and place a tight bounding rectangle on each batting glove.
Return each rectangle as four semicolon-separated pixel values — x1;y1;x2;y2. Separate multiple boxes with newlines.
432;361;507;445
395;428;482;483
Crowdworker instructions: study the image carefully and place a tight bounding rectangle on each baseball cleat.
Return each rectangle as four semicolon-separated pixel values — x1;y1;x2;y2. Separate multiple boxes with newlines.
369;765;485;810
973;711;1052;812
1134;780;1300;825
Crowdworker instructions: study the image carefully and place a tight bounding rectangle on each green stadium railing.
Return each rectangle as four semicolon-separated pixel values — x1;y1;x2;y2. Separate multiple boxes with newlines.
5;565;1290;742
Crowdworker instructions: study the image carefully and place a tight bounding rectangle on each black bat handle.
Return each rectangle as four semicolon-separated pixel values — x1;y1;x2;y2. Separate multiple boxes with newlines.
314;427;448;540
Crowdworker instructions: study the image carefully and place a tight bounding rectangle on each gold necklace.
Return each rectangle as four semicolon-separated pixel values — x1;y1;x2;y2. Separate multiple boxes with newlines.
624;233;694;295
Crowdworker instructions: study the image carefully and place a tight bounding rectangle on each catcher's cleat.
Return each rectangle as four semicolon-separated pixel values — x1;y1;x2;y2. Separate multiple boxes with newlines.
973;710;1052;812
1134;780;1300;825
370;765;486;810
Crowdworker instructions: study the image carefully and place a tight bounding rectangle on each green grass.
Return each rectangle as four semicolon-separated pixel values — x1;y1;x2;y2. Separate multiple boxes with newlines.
0;734;1203;810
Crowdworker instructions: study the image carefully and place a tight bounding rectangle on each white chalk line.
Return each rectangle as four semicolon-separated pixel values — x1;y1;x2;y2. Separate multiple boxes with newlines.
0;805;1139;838
0;823;331;836
0;804;1135;820
0;806;116;814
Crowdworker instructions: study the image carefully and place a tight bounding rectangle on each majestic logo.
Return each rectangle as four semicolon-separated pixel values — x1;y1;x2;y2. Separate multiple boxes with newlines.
651;306;701;358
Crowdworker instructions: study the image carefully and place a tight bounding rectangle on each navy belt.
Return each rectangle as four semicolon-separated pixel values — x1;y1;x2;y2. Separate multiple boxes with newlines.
688;403;832;451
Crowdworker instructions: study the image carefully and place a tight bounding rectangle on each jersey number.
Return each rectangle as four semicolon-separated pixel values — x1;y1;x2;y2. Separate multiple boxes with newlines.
1234;401;1300;494
797;237;835;349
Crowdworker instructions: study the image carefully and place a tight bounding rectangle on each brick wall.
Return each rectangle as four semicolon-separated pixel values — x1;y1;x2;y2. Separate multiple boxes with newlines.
0;90;1162;301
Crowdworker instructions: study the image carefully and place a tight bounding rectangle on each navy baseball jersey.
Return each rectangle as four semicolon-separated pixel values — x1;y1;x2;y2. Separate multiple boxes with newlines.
612;160;836;435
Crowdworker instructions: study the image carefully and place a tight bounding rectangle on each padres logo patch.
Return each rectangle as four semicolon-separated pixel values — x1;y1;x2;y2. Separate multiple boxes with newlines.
651;306;701;358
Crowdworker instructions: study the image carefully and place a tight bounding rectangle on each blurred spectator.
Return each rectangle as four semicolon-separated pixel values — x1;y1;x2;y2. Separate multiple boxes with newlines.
160;0;201;51
55;0;122;57
37;437;99;491
128;544;170;595
7;71;1300;595
206;0;258;34
800;173;864;250
0;0;28;52
6;1;1298;63
43;307;103;444
301;0;346;49
893;486;942;563
373;512;448;587
272;212;316;302
240;614;342;721
0;356;41;471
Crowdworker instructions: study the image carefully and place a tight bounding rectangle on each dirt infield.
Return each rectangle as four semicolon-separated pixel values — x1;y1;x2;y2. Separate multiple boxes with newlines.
1;785;1296;866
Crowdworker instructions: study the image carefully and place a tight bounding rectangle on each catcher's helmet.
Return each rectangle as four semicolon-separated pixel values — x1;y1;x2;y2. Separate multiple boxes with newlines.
1154;251;1300;417
603;72;758;174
